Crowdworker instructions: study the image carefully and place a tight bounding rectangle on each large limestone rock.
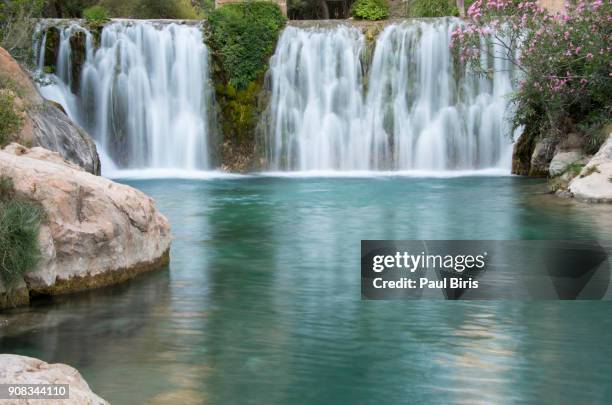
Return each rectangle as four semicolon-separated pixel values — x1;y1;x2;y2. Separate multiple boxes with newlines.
569;134;612;203
0;144;171;307
0;354;108;404
549;150;585;177
529;137;558;177
0;47;100;175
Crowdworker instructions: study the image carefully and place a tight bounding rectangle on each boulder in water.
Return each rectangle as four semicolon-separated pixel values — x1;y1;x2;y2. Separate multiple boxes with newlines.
0;144;171;309
0;354;108;404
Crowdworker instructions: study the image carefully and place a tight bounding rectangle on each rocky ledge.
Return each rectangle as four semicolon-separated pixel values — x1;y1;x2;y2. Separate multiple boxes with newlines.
0;354;108;404
568;134;612;203
0;144;171;309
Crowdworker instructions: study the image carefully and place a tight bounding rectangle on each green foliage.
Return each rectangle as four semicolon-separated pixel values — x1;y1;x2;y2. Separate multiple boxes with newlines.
0;76;25;98
0;0;44;61
0;91;22;147
97;0;137;17
408;0;458;17
577;107;611;155
351;0;388;20
454;1;611;166
42;0;97;17
198;0;215;17
135;0;199;19
0;177;44;287
217;81;261;142
83;5;109;22
208;1;285;90
566;162;585;176
97;0;200;18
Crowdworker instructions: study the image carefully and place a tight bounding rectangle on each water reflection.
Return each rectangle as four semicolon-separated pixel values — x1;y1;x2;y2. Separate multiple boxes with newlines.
1;177;611;404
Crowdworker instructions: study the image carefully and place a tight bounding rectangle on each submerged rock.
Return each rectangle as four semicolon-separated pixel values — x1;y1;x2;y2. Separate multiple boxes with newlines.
0;354;108;404
0;47;100;174
569;134;612;203
0;144;171;309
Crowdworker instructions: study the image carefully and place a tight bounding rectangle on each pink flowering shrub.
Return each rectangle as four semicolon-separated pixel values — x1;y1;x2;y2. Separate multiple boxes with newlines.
452;0;611;152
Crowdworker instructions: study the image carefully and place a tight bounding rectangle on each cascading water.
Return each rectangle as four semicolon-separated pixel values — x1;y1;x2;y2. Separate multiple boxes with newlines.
265;19;516;172
35;21;213;171
265;25;368;170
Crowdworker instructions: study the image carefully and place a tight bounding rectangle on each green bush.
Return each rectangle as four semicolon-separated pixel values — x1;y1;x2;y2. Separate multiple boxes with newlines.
0;92;22;147
136;0;200;19
408;0;458;17
0;177;44;287
98;0;200;19
351;0;389;20
207;1;286;90
0;0;44;61
83;5;109;22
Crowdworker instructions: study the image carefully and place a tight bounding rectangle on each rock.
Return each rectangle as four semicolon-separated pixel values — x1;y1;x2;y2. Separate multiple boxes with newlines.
511;128;537;175
0;47;100;175
0;144;171;307
569;134;612;203
556;132;584;151
0;354;108;404
529;137;558;177
549;150;585;177
27;101;101;174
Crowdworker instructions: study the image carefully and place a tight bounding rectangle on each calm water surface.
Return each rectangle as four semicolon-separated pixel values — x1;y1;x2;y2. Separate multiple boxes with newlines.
1;176;612;404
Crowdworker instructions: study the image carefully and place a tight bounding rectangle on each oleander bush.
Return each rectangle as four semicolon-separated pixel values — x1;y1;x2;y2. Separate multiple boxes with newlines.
351;0;389;20
452;0;611;150
0;177;44;287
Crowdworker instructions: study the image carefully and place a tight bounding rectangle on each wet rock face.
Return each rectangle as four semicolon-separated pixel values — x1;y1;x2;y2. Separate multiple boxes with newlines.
0;144;172;309
0;354;109;405
27;101;101;174
0;47;100;174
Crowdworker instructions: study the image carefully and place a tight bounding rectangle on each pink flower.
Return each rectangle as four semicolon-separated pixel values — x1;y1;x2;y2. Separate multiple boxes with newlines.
586;53;593;59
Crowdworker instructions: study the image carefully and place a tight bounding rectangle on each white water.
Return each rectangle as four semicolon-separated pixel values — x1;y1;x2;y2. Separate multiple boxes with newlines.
265;19;516;171
35;21;213;172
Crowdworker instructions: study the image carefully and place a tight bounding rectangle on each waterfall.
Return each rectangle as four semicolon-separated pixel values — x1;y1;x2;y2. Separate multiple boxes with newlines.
35;21;213;171
265;19;516;172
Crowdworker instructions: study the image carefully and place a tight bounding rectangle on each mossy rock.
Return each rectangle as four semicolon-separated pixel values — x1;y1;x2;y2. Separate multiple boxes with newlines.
69;31;88;93
43;28;60;73
511;129;536;175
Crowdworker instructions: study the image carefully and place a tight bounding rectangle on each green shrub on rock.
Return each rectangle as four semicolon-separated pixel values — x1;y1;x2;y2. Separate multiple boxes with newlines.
0;177;44;287
0;91;22;147
83;5;109;23
98;0;200;19
408;0;459;17
207;1;286;90
351;0;389;20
